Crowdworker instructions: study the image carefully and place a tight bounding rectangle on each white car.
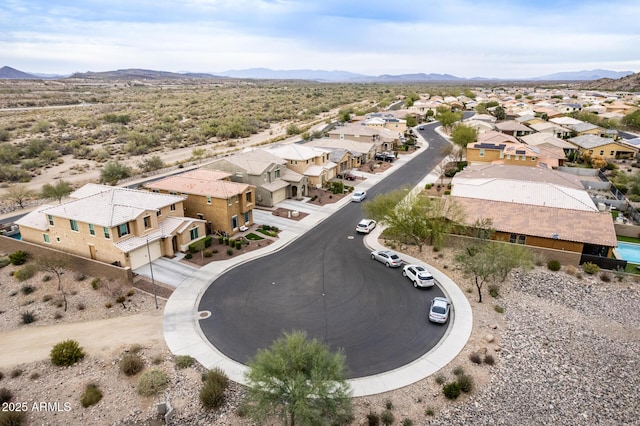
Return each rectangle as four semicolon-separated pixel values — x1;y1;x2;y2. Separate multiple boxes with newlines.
428;297;451;324
356;219;377;234
370;250;403;268
351;191;367;202
402;264;435;288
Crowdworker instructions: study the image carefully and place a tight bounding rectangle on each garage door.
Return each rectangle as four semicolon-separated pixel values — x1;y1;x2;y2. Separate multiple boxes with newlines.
272;187;287;205
129;241;162;270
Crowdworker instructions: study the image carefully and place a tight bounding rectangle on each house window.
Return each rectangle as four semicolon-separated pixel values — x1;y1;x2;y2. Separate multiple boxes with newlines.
275;169;280;178
169;191;177;195
599;150;604;156
197;213;204;220
89;223;95;236
499;151;504;159
610;150;615;156
104;227;110;239
70;220;79;232
246;191;252;203
56;236;61;243
509;233;526;244
143;216;151;229
531;157;536;161
43;234;50;243
514;155;520;161
235;195;239;203
47;215;54;226
506;155;511;160
244;211;251;224
189;227;199;240
479;149;485;158
170;204;176;211
156;209;162;217
231;215;238;230
206;196;211;205
117;223;130;237
227;197;232;206
589;150;593;155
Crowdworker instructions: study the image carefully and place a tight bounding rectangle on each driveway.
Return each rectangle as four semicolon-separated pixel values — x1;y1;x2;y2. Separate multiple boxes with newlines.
134;257;199;288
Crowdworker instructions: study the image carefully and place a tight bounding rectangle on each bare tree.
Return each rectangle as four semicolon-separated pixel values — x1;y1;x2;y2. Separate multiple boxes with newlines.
3;185;36;209
37;255;69;311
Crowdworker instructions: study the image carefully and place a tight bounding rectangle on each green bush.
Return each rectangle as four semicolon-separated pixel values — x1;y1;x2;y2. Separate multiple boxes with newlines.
452;366;465;376
582;262;600;275
494;305;504;314
120;353;145;376
218;236;224;244
366;412;380;426
226;248;233;256
203;250;212;258
204;235;213;247
442;382;461;399
380;410;394;425
600;272;612;282
80;384;103;408
185;253;192;259
0;257;10;268
235;240;242;250
0;410;27;426
434;373;446;385
9;251;28;265
13;264;37;282
488;284;499;298
547;260;561;271
199;378;226;410
457;374;474;393
91;278;101;290
137;369;168;396
175;355;194;369
201;367;228;389
425;183;433;189
425;407;435;416
384;399;393;409
50;339;85;366
401;419;414;426
0;387;13;404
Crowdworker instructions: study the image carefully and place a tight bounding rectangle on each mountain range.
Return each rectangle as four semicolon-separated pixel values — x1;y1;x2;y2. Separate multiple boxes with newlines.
0;65;635;83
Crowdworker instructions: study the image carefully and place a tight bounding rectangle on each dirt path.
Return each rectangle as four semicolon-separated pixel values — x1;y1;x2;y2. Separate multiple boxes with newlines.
0;311;164;367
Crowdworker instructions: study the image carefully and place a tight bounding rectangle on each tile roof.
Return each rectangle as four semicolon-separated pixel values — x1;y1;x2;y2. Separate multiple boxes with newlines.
15;204;55;231
451;196;617;247
495;120;533;132
478;130;520;144
267;144;330;161
568;134;634;150
42;185;185;227
521;132;576;149
113;216;205;253
145;169;250;198
305;137;376;155
204;149;286;175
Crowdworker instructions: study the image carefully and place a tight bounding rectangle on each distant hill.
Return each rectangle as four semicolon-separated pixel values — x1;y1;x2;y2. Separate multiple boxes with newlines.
372;73;463;82
0;66;39;79
68;68;225;80
531;69;634;81
216;68;367;81
580;72;640;92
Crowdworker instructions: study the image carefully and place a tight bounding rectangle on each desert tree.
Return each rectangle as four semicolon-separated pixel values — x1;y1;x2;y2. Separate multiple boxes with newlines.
3;185;36;209
450;123;478;162
37;254;70;311
99;161;132;185
138;155;165;173
41;180;72;204
435;106;463;131
243;330;352;426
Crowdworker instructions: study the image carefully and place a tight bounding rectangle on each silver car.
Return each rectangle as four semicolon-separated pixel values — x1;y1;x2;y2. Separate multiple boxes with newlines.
370;250;403;268
356;219;377;234
428;297;451;324
351;191;367;202
402;264;435;288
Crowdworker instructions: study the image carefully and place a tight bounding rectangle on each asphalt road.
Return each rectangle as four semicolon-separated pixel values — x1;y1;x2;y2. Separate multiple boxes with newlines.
198;122;456;378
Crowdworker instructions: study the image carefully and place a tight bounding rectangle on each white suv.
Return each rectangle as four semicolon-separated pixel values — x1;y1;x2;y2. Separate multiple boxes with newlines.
356;219;377;234
402;264;435;288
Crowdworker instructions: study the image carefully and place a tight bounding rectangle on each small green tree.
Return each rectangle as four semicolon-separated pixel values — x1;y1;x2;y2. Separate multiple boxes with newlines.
450;124;478;162
50;339;85;366
243;330;352;426
99;161;132;185
41;180;72;204
138;155;165;173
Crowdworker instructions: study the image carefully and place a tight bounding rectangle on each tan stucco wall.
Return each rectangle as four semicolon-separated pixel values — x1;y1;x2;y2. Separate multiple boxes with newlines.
180;192;254;234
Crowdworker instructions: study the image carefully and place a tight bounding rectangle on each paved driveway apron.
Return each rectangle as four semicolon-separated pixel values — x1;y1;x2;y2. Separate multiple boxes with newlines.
198;128;453;378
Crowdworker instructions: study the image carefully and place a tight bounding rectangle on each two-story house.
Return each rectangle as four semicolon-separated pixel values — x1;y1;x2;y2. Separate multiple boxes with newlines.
203;149;307;206
267;144;337;188
466;142;542;167
494;120;534;137
15;184;206;269
567;135;638;160
144;169;255;235
305;137;378;171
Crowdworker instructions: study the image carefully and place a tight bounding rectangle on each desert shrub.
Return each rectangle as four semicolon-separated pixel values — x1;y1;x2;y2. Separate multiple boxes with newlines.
226;248;233;256
380;410;394;425
80;384;103;408
452;366;465;376
469;352;482;364
152;354;164;365
21;311;36;325
434;373;446;385
547;260;561;271
126;289;135;297
203;250;212;258
137;369;168;396
104;303;112;309
0;387;12;404
401;419;414;426
185;253;192;259
367;412;380;426
129;344;143;354
42;294;53;302
8;251;28;265
565;265;577;276
0;257;10;268
384;399;393;409
494;305;504;314
42;275;51;282
74;272;86;281
120;354;144;376
442;382;461;399
20;285;36;295
457;374;474;393
0;371;3;380
175;355;194;369
484;354;495;365
76;303;85;311
50;339;85;366
576;272;584;279
14;264;37;282
582;262;600;275
91;278;101;290
0;410;26;426
532;252;546;267
600;272;612;282
488;284;499;298
199;377;226;410
9;369;22;379
425;407;435;416
29;372;40;380
201;367;229;389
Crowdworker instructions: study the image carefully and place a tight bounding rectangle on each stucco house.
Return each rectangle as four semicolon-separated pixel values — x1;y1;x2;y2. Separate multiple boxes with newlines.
15;184;206;269
267;144;337;188
203;149;307;207
466;142;542;167
305;137;378;171
494;120;534;137
144;169;255;235
567;135;638;160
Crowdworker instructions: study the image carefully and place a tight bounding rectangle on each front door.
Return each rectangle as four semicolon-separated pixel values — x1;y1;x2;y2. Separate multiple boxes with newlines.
88;244;96;260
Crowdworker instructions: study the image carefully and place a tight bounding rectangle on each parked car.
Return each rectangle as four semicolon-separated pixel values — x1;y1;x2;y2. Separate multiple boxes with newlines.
351;191;367;202
428;297;451;323
384;152;395;162
402;264;435;288
356;219;376;234
370;250;403;268
418;125;425;130
375;152;385;160
338;173;356;181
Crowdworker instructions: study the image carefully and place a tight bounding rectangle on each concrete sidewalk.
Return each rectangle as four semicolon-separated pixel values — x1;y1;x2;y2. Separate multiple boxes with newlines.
163;126;472;396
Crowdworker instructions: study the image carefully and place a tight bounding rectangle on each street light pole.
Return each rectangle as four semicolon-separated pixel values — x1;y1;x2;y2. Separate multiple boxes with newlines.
146;237;159;309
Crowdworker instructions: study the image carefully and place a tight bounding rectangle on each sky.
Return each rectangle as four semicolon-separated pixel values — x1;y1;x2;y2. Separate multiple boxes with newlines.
1;0;639;79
